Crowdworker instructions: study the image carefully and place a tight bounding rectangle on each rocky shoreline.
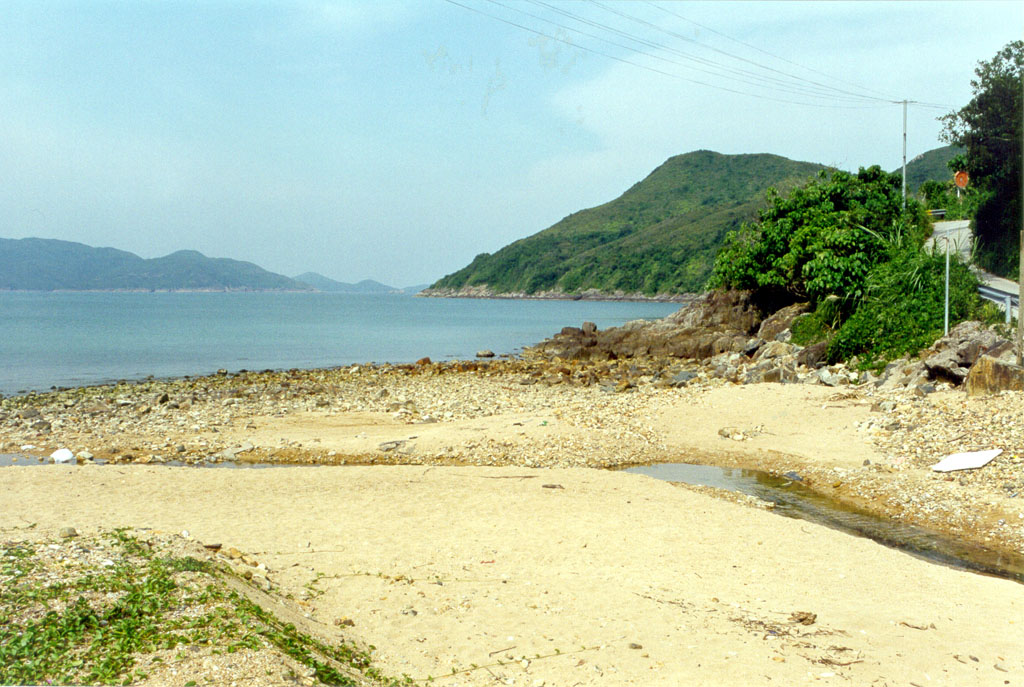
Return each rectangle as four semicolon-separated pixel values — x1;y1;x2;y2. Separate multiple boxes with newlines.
2;290;1023;561
418;284;696;303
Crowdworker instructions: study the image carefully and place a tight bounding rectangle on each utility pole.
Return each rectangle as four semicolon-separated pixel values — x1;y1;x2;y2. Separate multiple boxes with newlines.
901;99;908;210
1018;81;1023;365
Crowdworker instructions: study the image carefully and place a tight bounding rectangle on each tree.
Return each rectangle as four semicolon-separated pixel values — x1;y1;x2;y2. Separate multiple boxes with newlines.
940;41;1023;277
708;166;927;308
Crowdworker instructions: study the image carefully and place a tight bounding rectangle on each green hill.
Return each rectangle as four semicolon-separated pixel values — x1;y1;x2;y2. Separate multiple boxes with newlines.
0;238;307;291
900;144;964;194
429;150;825;297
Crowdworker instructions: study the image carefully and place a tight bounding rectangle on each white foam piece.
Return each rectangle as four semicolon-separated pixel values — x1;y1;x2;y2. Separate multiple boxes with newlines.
50;448;75;464
930;448;1002;472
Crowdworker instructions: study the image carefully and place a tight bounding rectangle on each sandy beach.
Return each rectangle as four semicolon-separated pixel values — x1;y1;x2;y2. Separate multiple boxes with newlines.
2;362;1023;685
3;464;1022;686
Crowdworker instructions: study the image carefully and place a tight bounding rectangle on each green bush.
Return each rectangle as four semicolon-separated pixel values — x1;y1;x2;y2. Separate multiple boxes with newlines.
917;180;983;221
825;245;985;366
789;311;831;346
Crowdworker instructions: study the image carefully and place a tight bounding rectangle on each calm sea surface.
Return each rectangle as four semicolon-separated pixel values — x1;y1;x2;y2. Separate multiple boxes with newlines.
0;292;680;396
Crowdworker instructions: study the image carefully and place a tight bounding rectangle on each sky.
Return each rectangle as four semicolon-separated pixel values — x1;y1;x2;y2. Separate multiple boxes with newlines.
2;1;1022;287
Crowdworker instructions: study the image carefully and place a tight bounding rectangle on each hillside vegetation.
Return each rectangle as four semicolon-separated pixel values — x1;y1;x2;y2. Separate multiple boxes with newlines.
0;238;306;291
431;151;825;296
900;144;964;194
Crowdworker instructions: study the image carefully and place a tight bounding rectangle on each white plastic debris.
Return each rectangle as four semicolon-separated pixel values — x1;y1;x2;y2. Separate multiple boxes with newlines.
50;448;75;464
930;448;1002;472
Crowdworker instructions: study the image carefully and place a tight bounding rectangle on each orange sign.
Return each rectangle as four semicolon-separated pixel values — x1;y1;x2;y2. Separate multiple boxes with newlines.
955;170;969;189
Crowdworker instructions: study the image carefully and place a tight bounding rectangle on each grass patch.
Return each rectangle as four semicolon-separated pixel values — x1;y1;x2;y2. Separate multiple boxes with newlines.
0;530;411;686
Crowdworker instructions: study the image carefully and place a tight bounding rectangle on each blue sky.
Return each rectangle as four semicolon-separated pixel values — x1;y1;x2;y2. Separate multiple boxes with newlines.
2;1;1021;287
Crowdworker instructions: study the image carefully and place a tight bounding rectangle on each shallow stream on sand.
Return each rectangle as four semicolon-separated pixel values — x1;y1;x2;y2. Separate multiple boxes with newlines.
625;462;1024;584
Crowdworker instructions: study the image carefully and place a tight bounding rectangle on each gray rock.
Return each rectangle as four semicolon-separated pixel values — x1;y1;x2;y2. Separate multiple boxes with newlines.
761;365;797;384
923;320;1009;385
528;290;768;362
816;368;842;387
476;350;495;358
923;349;969;384
17;408;41;419
59;527;78;539
796;341;828;368
670;370;699;387
755;341;793;361
30;420;52;432
914;383;936;397
581;321;597;335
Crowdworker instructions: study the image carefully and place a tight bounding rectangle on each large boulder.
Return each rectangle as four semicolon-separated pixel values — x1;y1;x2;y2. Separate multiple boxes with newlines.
666;289;766;334
923;321;1010;385
756;302;811;342
796;341;828;368
965;355;1024;397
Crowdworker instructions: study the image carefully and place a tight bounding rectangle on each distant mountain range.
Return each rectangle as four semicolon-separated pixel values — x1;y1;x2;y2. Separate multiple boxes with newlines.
3;147;954;295
0;238;308;291
0;238;412;293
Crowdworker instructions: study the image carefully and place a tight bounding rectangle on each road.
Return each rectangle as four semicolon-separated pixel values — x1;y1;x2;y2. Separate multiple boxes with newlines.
926;219;972;262
929;219;1019;318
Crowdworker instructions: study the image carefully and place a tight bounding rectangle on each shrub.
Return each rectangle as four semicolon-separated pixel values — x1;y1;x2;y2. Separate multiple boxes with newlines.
825;245;985;366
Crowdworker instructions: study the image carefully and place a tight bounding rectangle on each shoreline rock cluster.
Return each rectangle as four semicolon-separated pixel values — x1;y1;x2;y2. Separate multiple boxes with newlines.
526;290;1023;394
418;284;695;303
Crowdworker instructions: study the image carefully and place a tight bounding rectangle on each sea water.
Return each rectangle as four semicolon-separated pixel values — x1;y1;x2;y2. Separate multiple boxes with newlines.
0;292;680;396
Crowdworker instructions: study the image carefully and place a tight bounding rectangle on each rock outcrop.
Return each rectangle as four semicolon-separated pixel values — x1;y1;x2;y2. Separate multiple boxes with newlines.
922;321;1011;384
526;290;768;362
965;355;1024;397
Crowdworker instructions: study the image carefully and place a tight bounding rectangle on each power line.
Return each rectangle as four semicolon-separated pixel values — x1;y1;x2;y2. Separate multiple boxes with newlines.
444;0;954;112
523;0;889;105
447;0;896;109
590;0;900;105
643;0;900;102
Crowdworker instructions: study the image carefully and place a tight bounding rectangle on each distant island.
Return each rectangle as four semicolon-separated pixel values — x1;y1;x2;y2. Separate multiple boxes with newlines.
0;238;406;293
293;272;424;294
424;147;958;300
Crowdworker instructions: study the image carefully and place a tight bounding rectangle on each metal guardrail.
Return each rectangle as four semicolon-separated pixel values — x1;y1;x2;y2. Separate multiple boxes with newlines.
978;284;1019;323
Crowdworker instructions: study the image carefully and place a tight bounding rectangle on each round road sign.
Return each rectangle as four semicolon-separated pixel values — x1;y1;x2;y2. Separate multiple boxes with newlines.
954;170;969;189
